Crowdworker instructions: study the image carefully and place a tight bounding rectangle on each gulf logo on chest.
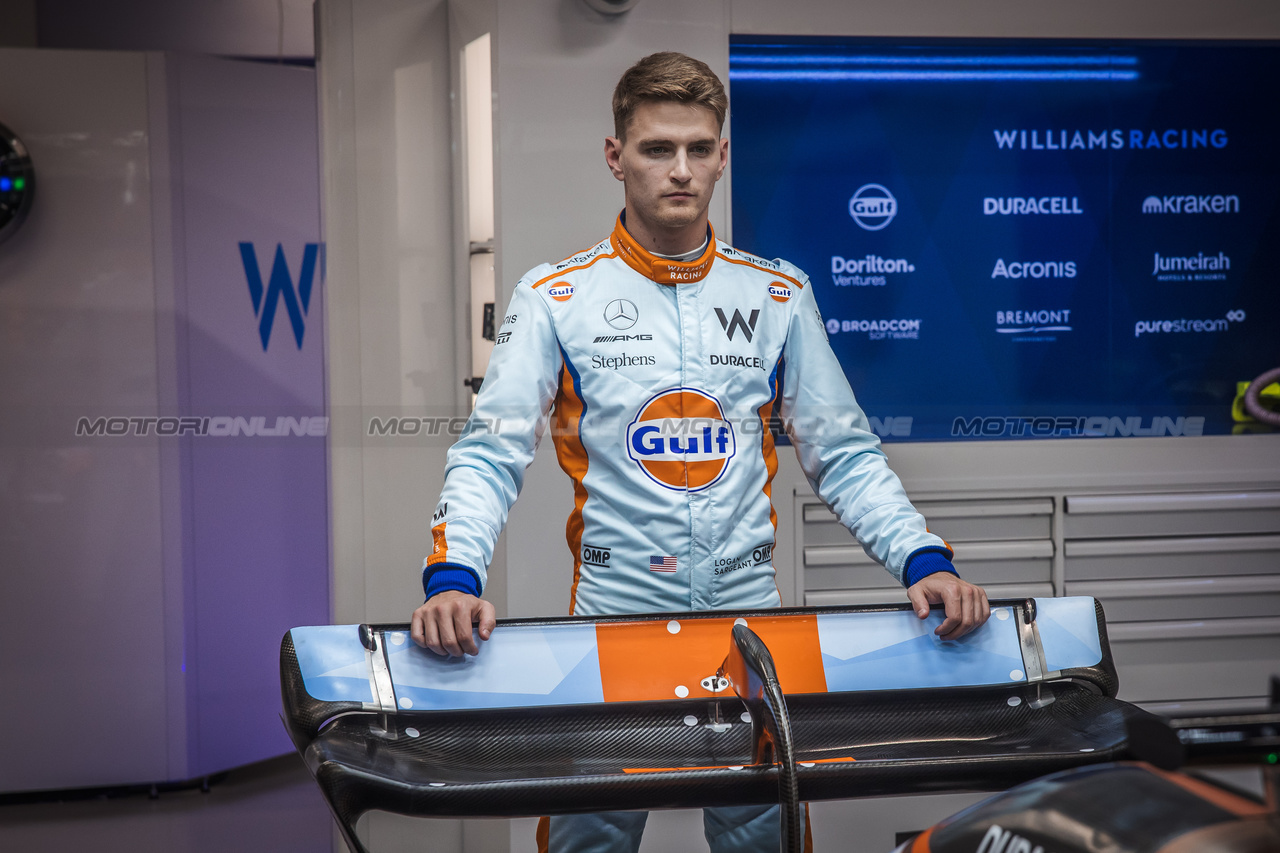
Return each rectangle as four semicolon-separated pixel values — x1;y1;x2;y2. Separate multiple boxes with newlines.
625;388;736;491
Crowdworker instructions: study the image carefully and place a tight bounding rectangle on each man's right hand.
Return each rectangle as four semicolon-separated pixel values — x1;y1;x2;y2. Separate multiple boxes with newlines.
411;591;497;657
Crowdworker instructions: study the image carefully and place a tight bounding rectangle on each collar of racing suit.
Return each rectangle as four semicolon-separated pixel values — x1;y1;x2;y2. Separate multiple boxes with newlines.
611;213;716;285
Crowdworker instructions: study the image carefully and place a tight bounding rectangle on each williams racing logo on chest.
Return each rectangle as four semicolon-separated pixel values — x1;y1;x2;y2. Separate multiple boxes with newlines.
625;388;736;492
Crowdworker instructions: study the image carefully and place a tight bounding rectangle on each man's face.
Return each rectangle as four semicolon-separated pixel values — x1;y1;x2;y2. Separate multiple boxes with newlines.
604;100;728;234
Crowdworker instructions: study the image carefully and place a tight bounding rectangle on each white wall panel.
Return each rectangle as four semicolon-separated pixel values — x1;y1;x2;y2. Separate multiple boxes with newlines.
0;49;169;791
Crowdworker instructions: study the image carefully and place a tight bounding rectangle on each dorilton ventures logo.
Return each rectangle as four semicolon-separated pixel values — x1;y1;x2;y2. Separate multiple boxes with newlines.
831;254;916;287
991;260;1076;279
848;184;897;230
240;242;322;350
995;309;1072;338
1152;251;1229;281
993;128;1228;150
1142;194;1239;214
984;197;1082;215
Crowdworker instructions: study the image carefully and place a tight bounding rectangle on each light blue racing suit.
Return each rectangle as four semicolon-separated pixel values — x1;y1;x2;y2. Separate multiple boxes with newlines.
424;216;953;611
423;217;955;853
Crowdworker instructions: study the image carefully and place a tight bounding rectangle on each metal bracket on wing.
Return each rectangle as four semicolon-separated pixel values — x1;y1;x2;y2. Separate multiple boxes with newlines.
359;624;399;728
1012;599;1061;707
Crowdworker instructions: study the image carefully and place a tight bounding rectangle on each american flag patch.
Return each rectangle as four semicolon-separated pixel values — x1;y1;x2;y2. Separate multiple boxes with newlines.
649;555;678;572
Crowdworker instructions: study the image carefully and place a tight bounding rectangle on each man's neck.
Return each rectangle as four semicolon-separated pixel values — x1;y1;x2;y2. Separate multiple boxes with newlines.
621;204;709;256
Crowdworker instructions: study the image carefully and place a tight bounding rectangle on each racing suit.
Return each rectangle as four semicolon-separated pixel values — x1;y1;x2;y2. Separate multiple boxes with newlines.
423;216;955;852
424;215;953;610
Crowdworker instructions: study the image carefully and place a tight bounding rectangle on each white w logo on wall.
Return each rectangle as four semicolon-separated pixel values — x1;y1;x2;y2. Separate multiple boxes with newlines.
239;242;323;350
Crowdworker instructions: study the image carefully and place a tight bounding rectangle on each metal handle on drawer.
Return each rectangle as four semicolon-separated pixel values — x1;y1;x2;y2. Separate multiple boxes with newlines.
1065;491;1280;515
1065;534;1280;558
1068;575;1280;600
803;499;1053;524
805;539;1053;567
1109;616;1280;642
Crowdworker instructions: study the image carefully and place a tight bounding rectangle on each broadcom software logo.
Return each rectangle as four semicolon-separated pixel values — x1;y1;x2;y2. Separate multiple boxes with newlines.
625;388;736;492
848;184;897;231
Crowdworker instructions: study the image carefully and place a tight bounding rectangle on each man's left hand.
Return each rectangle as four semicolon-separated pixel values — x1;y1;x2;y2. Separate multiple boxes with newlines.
906;573;990;641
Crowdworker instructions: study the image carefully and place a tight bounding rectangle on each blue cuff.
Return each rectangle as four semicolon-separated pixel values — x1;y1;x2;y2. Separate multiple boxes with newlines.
423;563;482;600
904;550;958;587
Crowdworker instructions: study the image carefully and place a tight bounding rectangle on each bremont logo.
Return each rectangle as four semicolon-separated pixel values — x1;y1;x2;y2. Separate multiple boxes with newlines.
715;308;760;342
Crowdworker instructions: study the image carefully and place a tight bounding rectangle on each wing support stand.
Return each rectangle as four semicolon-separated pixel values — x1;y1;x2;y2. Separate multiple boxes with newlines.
719;624;803;853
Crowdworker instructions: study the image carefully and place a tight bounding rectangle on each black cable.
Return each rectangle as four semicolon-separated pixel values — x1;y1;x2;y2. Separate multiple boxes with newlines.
1244;366;1280;426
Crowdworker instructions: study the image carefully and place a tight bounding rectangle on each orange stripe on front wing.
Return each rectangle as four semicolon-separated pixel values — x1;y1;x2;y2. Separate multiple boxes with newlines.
595;614;827;702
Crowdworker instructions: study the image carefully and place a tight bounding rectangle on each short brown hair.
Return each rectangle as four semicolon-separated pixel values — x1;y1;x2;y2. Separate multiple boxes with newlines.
612;52;727;141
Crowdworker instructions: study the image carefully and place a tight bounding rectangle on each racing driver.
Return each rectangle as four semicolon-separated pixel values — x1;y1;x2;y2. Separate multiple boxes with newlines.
412;52;990;852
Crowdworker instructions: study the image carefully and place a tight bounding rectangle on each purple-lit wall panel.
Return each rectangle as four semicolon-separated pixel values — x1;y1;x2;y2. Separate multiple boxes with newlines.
172;55;328;776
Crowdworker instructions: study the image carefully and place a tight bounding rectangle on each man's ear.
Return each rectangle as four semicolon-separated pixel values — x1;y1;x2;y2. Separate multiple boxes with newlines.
715;136;729;181
604;136;626;182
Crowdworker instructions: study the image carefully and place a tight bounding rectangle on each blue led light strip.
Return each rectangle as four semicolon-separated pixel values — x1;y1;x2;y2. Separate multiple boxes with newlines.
728;70;1140;82
730;54;1139;67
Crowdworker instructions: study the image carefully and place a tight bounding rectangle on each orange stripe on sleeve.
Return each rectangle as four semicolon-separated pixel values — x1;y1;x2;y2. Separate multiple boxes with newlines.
426;521;448;566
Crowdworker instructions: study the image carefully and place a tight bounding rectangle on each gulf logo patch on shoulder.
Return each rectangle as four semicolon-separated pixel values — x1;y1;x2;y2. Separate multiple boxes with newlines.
768;281;792;303
547;281;575;302
626;388;736;492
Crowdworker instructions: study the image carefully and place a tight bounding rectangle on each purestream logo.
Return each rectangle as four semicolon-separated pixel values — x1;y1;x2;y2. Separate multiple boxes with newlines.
824;318;921;340
1134;310;1245;338
993;128;1229;150
1142;194;1239;214
831;255;916;287
1152;251;1229;281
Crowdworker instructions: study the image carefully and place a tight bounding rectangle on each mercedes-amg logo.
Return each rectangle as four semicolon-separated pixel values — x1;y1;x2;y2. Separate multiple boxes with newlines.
604;299;639;330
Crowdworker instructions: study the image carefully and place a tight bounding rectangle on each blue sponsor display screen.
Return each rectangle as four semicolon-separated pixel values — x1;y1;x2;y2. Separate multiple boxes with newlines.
729;39;1280;441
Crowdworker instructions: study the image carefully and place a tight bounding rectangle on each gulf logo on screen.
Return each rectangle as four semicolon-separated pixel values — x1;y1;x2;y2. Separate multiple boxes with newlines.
768;281;792;303
626;388;736;492
547;281;575;302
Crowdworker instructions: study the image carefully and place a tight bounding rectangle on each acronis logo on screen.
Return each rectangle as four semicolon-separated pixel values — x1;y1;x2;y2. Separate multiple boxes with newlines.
239;242;323;350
